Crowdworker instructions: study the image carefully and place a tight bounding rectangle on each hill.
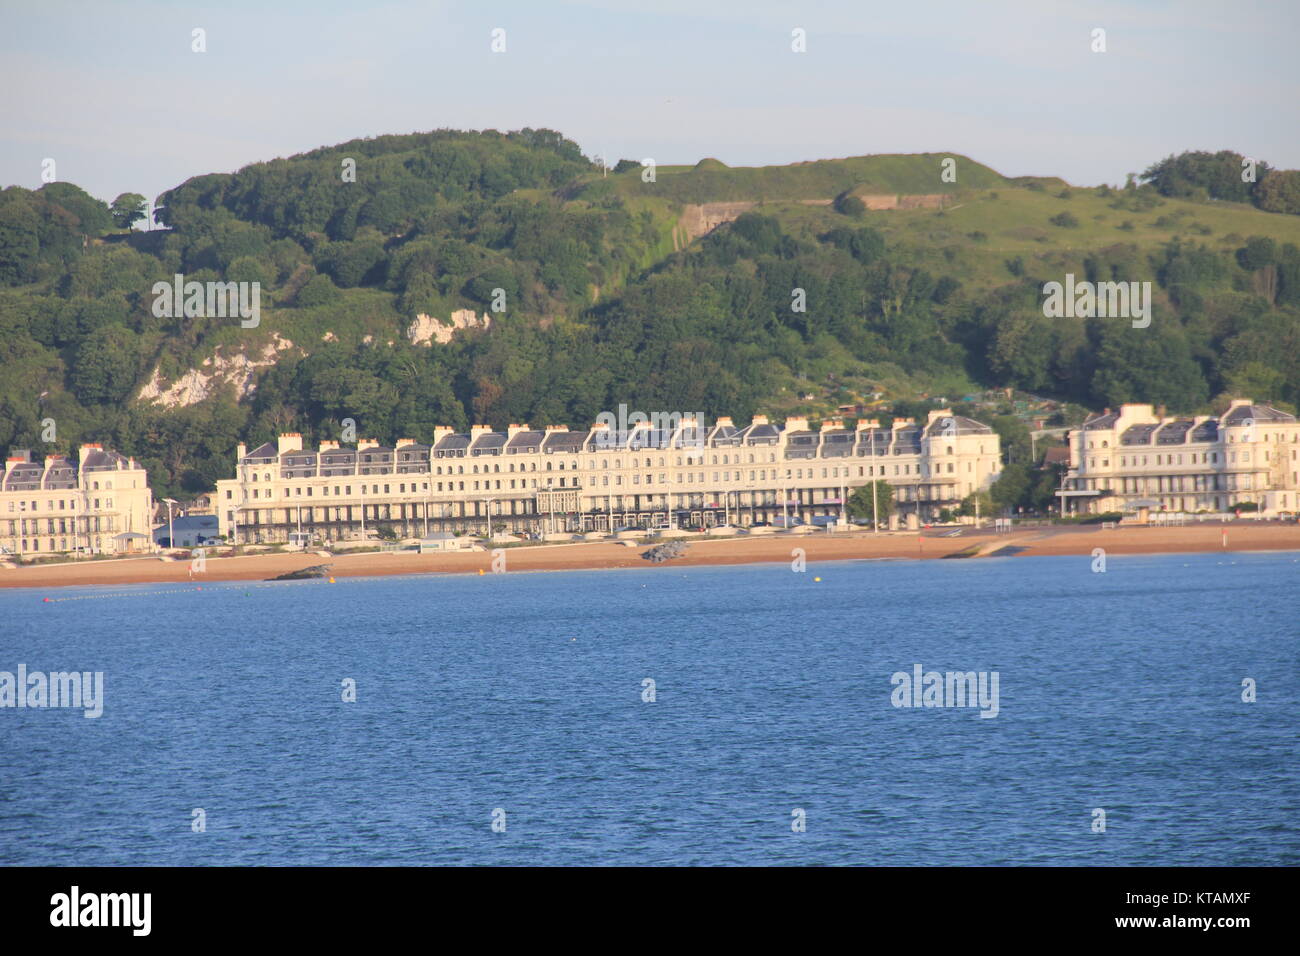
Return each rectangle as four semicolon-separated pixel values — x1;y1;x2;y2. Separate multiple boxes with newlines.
1;130;1298;499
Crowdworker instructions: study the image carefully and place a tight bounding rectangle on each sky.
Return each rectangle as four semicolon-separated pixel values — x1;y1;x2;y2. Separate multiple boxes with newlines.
2;0;1298;203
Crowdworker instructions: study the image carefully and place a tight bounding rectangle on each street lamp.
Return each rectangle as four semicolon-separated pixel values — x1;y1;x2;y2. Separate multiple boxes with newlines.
162;498;178;551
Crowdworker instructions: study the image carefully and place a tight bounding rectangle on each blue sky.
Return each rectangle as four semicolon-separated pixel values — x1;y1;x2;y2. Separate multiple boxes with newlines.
3;0;1297;203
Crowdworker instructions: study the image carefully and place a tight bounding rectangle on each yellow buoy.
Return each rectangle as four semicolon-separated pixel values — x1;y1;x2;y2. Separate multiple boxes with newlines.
328;577;335;583
813;576;821;582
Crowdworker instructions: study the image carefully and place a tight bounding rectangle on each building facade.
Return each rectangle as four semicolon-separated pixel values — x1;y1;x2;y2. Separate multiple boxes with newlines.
151;514;220;549
1058;400;1300;515
215;410;1001;543
1;445;154;556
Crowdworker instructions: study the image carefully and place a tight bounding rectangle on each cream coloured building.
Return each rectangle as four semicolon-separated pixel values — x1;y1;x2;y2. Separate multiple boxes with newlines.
1058;400;1300;515
1;444;154;556
215;410;1001;543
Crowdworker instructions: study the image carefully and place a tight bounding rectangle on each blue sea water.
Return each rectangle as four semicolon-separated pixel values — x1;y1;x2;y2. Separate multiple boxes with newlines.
1;551;1297;866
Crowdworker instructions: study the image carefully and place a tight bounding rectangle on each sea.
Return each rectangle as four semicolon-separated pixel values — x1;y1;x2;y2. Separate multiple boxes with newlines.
1;551;1297;866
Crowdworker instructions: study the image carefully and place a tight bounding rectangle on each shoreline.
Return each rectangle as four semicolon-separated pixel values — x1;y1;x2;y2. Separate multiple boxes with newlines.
3;523;1299;591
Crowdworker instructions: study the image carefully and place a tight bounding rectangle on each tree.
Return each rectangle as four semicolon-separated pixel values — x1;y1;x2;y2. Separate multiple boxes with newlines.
0;196;40;285
1237;236;1277;271
834;192;866;218
70;325;139;404
227;255;271;288
847;480;895;524
983;414;1032;464
295;273;341;307
41;183;112;236
1140;150;1267;204
1028;465;1065;514
316;239;385;287
958;490;992;519
1091;322;1209;411
109;193;148;231
1254;170;1300;215
991;462;1031;512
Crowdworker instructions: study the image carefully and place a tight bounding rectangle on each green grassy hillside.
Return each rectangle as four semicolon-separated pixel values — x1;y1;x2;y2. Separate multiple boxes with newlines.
578;152;1007;204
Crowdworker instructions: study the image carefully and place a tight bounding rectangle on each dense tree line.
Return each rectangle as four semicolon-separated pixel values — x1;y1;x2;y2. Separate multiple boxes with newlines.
1141;150;1300;215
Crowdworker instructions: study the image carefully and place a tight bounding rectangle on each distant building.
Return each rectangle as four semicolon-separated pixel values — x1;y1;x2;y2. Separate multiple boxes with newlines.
1;445;153;555
152;514;220;548
418;533;472;553
214;411;1002;543
1058;400;1300;515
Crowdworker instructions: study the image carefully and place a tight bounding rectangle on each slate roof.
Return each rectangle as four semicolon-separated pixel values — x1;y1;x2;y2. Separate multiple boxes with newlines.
1120;424;1159;445
1222;404;1296;425
506;430;544;453
1155;421;1193;444
1083;411;1120;431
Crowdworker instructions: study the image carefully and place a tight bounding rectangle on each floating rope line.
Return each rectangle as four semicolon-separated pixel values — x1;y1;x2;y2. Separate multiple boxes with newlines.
42;586;208;603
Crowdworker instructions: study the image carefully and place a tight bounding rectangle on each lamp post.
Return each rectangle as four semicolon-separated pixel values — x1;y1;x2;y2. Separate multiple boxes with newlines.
162;497;178;551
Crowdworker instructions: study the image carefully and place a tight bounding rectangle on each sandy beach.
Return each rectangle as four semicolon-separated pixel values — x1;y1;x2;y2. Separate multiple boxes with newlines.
2;522;1298;591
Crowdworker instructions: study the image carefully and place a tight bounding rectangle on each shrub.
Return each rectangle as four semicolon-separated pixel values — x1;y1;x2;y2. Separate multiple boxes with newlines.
295;273;341;307
834;192;866;218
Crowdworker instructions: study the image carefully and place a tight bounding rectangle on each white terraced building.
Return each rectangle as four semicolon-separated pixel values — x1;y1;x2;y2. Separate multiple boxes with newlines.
1;444;154;556
1058;400;1300;516
214;410;1001;543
